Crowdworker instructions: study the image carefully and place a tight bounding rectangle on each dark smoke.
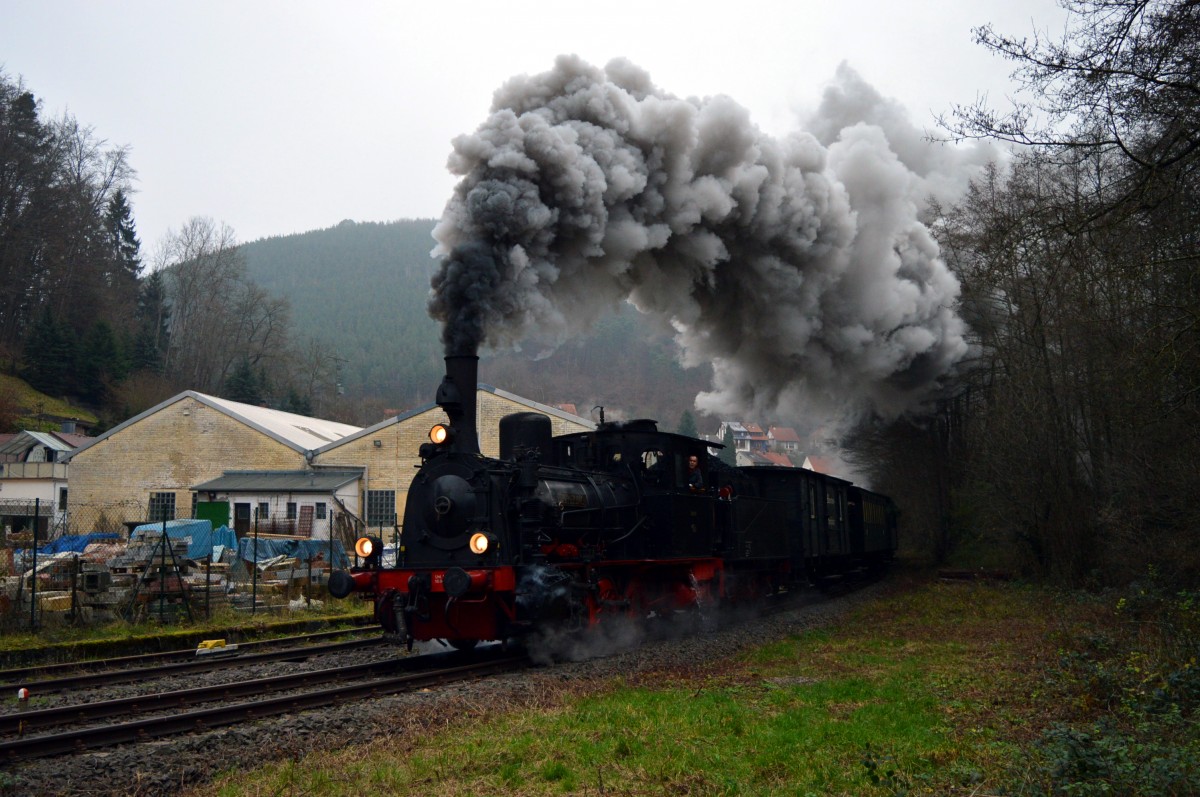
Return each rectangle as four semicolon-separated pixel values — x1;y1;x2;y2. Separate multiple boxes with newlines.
430;55;973;421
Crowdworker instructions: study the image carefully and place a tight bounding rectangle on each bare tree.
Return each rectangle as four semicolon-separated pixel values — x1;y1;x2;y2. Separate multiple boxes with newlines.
157;217;292;396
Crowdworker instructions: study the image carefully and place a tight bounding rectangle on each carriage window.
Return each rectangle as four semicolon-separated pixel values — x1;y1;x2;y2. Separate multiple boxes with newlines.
642;450;669;485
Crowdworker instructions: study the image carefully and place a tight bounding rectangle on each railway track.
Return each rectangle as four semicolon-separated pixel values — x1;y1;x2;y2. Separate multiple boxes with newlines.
0;625;381;689
0;648;528;763
0;637;389;696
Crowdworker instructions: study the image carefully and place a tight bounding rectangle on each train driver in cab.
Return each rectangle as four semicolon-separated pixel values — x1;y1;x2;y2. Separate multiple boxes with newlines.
687;454;704;492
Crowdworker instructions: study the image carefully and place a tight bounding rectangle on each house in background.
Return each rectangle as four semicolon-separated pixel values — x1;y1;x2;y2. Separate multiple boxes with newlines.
767;426;801;453
717;421;750;452
0;428;93;537
803;455;833;474
743;423;770;453
191;469;364;539
735;450;799;468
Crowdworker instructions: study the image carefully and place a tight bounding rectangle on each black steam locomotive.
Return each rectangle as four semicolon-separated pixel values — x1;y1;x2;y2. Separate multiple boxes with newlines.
328;355;897;649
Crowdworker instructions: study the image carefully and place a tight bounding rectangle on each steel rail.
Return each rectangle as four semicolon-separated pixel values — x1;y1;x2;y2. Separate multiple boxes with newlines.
0;625;381;687
2;637;386;695
0;655;527;763
0;656;409;735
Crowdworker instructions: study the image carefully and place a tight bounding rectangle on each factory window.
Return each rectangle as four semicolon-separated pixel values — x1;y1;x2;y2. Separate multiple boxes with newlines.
148;492;176;522
366;490;396;527
286;502;297;520
315;502;327;520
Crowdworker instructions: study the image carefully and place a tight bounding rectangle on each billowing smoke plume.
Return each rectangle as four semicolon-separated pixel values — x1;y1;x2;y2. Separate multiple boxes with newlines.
430;55;973;422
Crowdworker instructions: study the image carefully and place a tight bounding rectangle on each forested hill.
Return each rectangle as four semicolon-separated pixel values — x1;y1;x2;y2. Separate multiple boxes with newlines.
239;219;714;430
240;219;444;413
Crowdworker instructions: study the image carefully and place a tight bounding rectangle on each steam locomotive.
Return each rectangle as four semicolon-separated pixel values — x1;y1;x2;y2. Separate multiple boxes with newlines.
327;355;897;650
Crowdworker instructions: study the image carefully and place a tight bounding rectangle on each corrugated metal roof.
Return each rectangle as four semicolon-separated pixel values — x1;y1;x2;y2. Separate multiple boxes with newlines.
192;470;363;493
25;431;73;451
0;430;75;458
67;391;364;460
198;394;361;450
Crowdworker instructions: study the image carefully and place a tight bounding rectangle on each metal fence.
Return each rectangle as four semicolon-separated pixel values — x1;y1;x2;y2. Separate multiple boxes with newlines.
0;501;391;631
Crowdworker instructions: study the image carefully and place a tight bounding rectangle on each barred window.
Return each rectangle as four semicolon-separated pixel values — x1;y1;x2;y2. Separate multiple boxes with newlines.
315;502;327;520
258;502;269;519
365;490;395;527
58;487;68;512
149;492;176;523
286;502;297;520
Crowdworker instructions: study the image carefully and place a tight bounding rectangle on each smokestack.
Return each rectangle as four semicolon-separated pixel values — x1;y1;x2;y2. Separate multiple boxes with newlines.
436;354;480;454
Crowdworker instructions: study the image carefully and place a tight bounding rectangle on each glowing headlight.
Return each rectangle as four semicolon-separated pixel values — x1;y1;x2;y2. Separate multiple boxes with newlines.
469;532;490;555
429;424;450;445
355;537;375;558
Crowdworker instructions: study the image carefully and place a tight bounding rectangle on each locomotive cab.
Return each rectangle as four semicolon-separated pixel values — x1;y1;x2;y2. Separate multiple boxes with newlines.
553;424;718;560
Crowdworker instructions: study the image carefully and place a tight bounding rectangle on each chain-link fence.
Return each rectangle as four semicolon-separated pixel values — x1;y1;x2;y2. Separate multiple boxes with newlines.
0;501;391;631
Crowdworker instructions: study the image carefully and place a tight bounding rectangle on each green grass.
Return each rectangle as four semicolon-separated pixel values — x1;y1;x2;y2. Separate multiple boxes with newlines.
202;576;1076;796
0;373;97;427
0;603;373;663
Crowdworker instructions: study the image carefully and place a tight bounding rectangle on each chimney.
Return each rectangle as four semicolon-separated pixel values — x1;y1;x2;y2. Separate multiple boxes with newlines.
436;354;480;454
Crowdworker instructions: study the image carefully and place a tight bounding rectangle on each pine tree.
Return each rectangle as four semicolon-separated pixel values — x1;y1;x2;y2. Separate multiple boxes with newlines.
104;189;142;286
223;358;262;404
719;426;736;465
76;320;126;404
677;410;698;438
132;271;169;372
22;307;74;396
280;386;313;415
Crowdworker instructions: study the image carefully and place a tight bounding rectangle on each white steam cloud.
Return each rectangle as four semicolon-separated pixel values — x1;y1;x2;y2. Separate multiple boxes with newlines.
430;55;976;422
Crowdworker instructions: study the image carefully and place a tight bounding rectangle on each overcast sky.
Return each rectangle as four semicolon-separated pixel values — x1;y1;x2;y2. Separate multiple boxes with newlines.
2;0;1066;257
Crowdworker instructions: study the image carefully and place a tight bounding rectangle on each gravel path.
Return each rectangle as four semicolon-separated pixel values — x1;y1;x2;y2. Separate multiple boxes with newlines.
1;581;890;797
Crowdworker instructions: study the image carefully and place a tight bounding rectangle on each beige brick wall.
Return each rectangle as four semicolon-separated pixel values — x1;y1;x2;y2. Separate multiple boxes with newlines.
69;396;307;524
478;391;592;448
314;405;448;528
69;389;593;532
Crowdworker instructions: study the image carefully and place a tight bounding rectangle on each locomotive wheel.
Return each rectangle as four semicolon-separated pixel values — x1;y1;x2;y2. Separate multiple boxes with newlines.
691;579;721;632
585;577;625;627
448;638;479;652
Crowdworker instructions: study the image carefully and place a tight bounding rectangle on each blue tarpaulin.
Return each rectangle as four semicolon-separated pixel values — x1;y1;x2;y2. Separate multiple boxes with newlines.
19;532;119;557
237;536;348;569
131;519;238;561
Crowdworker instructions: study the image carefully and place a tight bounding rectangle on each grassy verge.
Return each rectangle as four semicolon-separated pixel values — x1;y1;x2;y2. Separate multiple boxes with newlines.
0;603;374;666
201;572;1199;796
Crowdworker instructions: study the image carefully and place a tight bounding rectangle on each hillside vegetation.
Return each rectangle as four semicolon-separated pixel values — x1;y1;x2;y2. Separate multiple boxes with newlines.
241;219;715;429
0;374;97;433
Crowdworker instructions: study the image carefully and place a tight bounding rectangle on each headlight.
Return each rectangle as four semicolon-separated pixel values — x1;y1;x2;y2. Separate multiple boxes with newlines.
355;537;375;558
469;532;490;555
429;424;451;445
